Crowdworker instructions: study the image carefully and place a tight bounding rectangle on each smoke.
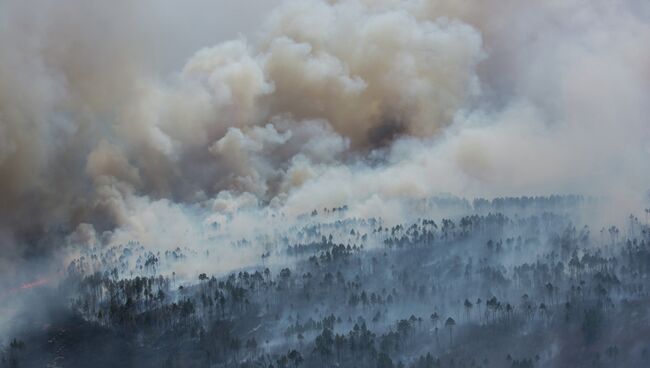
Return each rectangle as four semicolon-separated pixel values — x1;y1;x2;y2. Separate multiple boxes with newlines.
0;0;649;275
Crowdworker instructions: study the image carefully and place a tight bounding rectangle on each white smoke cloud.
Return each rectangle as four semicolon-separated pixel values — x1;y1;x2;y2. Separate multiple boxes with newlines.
0;0;649;276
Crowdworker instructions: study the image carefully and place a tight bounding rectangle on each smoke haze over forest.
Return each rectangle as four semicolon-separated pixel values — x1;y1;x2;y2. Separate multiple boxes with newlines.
1;1;650;367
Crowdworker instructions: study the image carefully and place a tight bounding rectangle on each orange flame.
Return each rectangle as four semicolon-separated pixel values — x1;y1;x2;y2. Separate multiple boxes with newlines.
19;278;50;290
1;277;52;300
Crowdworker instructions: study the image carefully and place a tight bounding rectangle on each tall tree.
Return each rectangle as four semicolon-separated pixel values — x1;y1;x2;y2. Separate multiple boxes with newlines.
445;317;456;347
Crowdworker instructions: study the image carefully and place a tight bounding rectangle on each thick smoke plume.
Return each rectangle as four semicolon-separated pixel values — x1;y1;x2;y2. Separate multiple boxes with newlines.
1;0;649;277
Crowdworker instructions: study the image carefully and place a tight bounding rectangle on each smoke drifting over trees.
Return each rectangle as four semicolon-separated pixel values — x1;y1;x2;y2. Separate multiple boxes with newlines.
1;0;650;367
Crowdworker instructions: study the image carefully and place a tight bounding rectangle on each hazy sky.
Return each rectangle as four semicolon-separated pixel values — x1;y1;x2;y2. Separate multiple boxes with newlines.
150;0;283;72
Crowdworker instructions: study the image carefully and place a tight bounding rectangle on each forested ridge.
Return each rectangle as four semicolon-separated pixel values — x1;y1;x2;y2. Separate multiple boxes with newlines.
3;196;650;368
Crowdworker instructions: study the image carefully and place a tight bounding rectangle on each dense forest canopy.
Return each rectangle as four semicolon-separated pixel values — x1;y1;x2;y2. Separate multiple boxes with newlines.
3;196;650;367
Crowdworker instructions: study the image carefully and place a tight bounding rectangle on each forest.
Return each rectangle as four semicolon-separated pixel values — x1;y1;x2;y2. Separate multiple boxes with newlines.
2;195;649;368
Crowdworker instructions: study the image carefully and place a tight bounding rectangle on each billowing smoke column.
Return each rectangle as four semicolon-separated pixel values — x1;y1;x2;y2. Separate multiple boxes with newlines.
1;0;649;274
